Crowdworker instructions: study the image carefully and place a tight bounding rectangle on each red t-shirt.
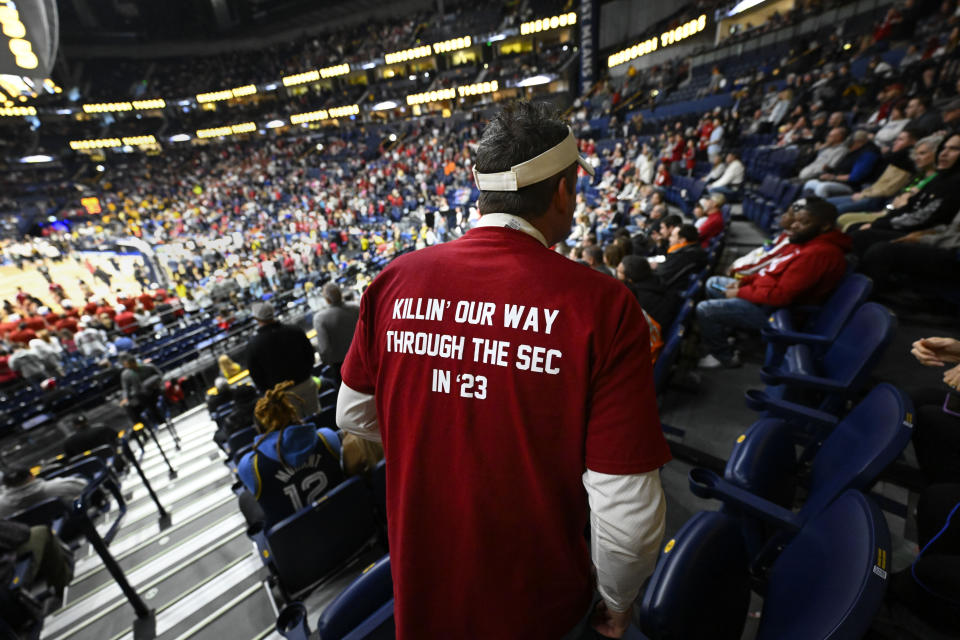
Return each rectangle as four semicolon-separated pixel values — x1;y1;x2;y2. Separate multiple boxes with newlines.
342;226;670;640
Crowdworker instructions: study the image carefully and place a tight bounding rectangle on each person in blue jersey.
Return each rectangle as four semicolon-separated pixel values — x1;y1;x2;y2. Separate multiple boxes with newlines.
237;381;345;529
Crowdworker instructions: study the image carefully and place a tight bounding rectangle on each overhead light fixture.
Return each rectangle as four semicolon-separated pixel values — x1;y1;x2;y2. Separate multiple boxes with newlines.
362;62;377;70
169;133;191;142
516;75;552;87
388;133;397;142
264;83;279;91
265;119;285;128
488;33;507;42
20;154;53;163
95;164;105;172
373;100;398;111
55;108;72;115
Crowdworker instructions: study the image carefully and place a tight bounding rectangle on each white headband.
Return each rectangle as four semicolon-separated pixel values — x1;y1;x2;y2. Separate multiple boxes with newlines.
472;127;595;192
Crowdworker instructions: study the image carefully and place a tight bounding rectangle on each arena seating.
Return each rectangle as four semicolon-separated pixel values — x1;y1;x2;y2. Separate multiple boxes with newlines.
762;273;874;368
640;489;890;640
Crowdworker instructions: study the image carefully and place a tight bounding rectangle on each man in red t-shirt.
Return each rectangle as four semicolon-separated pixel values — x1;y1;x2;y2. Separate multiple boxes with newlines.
338;102;670;640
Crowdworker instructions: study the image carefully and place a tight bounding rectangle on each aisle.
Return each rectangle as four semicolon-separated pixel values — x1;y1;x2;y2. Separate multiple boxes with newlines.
41;407;279;640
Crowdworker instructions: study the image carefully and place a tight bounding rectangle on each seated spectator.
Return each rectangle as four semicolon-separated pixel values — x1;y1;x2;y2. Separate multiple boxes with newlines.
218;354;244;379
617;256;679;330
849;132;960;256
706;152;744;199
885;483;960;633
0;467;86;519
208;377;234;414
696;198;850;368
213;384;260;448
873;102;911;151
114;305;137;335
73;322;109;359
905;94;944;137
728;209;796;277
802;130;882;198
651;224;708;290
0;348;17;388
828;128;920;216
27;331;62;376
695;194;725;247
907;336;960;483
703;154;726;183
63;414;119;461
583;245;612;276
0;520;74;600
642;214;683;257
8;344;50;385
797;126;849;181
237;381;345;528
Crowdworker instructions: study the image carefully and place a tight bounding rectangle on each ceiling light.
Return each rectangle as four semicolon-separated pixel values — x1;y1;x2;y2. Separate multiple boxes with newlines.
388;133;397;142
372;100;398;111
169;133;191;142
265;119;285;128
20;154;53;163
95;164;105;172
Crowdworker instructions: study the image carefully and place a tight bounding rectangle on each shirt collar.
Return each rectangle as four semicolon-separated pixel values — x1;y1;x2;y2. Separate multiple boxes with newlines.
474;213;548;247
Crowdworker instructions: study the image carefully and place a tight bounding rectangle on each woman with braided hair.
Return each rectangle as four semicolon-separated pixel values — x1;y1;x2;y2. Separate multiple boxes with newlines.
237;381;345;528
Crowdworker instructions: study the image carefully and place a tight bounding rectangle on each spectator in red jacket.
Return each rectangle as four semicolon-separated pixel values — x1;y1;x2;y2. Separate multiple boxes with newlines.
696;197;851;368
114;305;138;335
695;194;726;248
0;348;19;387
8;323;37;345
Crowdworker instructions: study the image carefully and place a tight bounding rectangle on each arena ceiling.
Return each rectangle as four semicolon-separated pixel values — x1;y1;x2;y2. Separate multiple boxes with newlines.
56;0;415;44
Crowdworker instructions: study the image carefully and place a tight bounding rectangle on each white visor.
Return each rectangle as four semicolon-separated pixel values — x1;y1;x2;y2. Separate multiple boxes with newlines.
472;127;595;192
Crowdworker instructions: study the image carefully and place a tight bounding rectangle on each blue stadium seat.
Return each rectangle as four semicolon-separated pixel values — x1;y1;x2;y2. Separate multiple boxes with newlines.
255;476;380;600
762;273;873;367
654;325;685;397
639;489;890;640
690;383;913;554
315;555;394;640
745;303;896;424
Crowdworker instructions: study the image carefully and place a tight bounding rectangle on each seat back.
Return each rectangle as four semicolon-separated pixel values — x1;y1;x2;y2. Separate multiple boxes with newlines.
724;418;797;509
820;303;896;389
227;427;257;455
267;476;378;599
803;384;913;517
640;510;751;640
805;274;873;341
758;490;890;640
654;325;685;396
316;555;393;640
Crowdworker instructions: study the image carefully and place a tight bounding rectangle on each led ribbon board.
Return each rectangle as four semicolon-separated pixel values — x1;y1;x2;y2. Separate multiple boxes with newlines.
608;14;707;68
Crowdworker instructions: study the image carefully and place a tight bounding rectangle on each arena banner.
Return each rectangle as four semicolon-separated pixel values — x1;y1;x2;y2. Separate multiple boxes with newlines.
0;0;58;78
579;0;598;94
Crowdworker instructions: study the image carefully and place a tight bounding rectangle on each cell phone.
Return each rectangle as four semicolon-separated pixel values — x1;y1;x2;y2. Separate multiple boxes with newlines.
944;392;960;417
709;279;729;292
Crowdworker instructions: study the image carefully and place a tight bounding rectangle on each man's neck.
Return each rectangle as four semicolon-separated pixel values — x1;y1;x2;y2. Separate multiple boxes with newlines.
475;213;549;247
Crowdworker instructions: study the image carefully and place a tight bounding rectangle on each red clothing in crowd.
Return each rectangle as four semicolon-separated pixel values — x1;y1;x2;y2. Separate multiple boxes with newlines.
83;301;99;315
698;211;725;247
737;230;852;307
342;227;670;640
0;355;17;386
24;316;46;331
96;305;116;319
138;294;155;311
115;311;138;335
55;317;79;333
8;328;36;344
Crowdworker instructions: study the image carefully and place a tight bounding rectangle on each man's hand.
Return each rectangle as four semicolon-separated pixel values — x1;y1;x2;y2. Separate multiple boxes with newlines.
724;282;740;298
945;363;960;389
911;337;960;367
591;601;632;638
819;172;835;181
